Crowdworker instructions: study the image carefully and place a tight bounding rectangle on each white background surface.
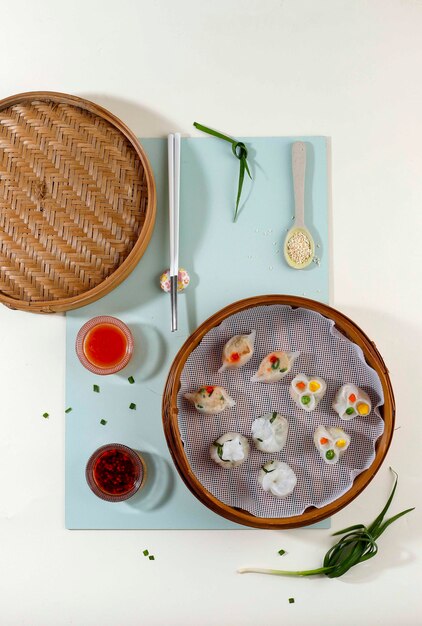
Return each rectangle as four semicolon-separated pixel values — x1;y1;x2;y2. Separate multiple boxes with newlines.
0;1;421;624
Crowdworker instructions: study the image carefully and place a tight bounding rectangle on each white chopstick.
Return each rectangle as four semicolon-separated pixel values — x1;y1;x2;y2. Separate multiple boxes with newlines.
168;133;181;331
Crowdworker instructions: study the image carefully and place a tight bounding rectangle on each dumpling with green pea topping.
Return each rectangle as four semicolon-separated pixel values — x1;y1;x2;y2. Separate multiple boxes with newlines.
184;385;236;415
251;412;289;453
258;460;297;498
314;425;350;465
251;350;299;383
332;383;372;420
290;373;327;412
210;432;250;468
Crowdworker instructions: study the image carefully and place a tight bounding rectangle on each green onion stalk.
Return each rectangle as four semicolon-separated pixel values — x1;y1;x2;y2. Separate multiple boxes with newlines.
193;122;252;222
238;468;414;579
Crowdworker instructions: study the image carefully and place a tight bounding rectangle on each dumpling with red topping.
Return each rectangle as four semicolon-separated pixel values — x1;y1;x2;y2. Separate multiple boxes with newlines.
184;385;236;414
218;330;256;372
332;384;372;420
251;350;299;383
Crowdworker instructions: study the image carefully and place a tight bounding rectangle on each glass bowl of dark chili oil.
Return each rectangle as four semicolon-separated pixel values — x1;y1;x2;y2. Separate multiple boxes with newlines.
86;444;147;502
75;316;134;375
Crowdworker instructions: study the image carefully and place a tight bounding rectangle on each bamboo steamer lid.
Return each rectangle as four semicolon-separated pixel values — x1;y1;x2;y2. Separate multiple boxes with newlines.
0;91;156;313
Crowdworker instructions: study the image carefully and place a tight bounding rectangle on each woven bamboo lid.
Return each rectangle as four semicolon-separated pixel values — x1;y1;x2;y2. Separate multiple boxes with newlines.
0;91;156;313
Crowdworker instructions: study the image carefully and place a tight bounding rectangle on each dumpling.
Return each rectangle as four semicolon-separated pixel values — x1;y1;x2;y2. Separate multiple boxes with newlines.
290;373;327;412
332;384;372;420
218;330;256;372
314;425;350;465
251;350;299;383
210;432;250;468
184;385;236;414
258;460;297;498
251;412;289;453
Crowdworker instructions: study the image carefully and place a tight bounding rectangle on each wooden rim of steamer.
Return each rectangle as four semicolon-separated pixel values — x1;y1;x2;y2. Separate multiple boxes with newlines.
162;295;395;529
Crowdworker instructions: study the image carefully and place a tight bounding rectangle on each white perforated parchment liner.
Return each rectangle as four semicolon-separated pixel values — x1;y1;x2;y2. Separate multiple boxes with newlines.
177;305;385;518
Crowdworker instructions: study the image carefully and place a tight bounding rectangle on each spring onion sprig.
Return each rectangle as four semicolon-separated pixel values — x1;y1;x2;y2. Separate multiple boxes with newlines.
238;469;413;579
193;122;252;222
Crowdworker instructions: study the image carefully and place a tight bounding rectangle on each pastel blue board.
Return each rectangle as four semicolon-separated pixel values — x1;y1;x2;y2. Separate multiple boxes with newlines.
65;136;330;529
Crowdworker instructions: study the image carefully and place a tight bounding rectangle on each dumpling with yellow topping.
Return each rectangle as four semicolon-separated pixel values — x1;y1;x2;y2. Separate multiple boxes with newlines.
290;373;327;412
219;330;256;372
251;350;299;383
184;385;236;415
332;384;372;421
314;425;350;465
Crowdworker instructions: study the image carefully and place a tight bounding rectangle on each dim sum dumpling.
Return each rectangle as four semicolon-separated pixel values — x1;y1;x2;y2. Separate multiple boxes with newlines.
251;412;288;453
251;351;299;383
184;385;236;414
219;330;256;372
314;425;350;465
210;432;250;468
332;384;372;420
290;373;327;412
258;460;297;498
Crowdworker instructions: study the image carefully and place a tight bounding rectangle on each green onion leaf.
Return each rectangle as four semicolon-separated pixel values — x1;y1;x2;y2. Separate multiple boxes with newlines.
65;407;72;414
270;412;278;423
42;412;49;419
100;419;107;425
129;403;136;410
143;549;149;557
288;598;295;604
93;384;100;393
128;376;135;384
238;468;414;579
148;555;155;561
193;122;252;222
278;549;286;556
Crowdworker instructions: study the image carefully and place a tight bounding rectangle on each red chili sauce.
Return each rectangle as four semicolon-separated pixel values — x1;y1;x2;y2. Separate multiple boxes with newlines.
93;448;140;496
83;323;128;369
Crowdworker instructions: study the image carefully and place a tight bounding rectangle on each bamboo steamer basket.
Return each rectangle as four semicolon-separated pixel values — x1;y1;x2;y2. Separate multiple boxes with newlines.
0;91;156;313
162;295;395;529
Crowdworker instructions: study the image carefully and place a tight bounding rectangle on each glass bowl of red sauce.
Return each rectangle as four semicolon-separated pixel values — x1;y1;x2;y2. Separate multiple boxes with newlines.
75;316;134;375
86;443;147;502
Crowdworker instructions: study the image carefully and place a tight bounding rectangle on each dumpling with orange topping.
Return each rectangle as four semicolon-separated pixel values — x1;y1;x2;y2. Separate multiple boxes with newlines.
251;350;299;383
332;384;372;420
314;425;350;464
218;330;256;372
184;385;236;415
290;373;327;411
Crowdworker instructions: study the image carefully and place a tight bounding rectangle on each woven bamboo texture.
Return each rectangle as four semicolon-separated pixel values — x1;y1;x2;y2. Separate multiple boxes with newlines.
0;92;156;313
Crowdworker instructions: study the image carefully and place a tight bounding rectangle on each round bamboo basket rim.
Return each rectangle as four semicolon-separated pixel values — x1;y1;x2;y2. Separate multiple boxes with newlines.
0;91;156;313
162;295;395;529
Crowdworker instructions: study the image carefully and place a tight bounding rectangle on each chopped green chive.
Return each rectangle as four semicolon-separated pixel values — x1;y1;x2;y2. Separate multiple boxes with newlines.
143;549;149;556
93;384;100;393
270;411;278;423
42;412;49;419
280;367;288;373
148;555;155;561
65;407;72;414
278;549;286;556
100;419;107;425
129;403;136;410
128;376;135;384
288;598;295;604
257;438;263;442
